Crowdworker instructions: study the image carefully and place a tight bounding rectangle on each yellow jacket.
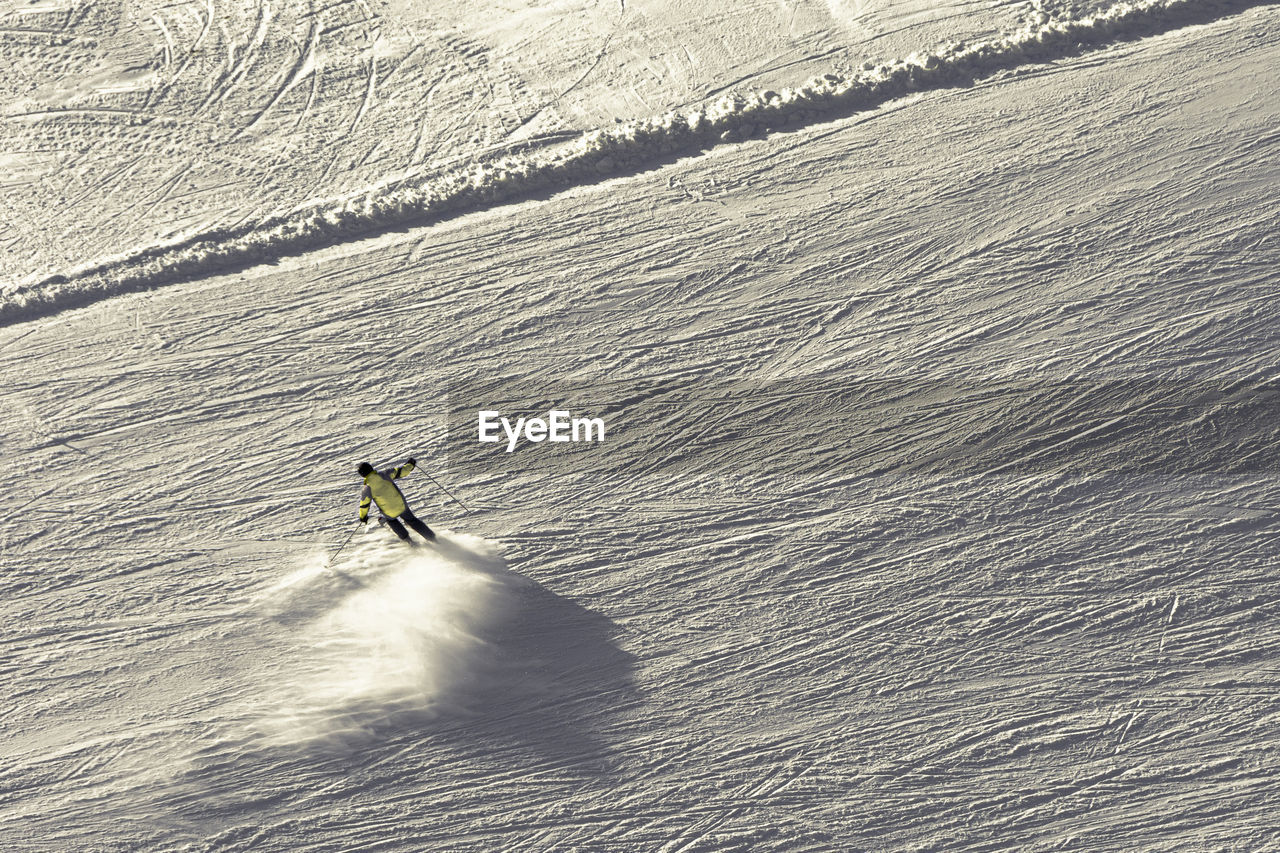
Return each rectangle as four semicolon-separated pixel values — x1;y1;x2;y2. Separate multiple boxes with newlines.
359;461;415;521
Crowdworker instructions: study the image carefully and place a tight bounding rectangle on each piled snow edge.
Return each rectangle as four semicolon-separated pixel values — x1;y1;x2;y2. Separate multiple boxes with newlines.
0;0;1267;324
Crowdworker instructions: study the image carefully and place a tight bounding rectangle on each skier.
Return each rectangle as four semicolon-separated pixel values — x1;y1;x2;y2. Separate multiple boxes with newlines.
357;458;436;543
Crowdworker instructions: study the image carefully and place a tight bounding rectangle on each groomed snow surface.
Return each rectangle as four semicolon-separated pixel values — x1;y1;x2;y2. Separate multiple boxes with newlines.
2;0;1271;322
3;0;1280;851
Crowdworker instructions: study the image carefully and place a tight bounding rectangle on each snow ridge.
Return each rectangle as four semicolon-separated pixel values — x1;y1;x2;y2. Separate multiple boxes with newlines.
0;0;1267;324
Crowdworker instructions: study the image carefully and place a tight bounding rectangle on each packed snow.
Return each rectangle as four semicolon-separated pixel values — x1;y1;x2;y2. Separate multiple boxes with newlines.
2;0;1268;322
2;0;1279;850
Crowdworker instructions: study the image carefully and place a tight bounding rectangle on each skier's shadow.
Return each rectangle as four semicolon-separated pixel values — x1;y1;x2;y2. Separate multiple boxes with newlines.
179;533;637;824
256;533;638;773
409;535;638;768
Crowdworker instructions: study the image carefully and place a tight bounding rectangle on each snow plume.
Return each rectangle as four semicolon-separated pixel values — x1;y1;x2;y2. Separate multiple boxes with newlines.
251;532;521;749
0;0;1266;324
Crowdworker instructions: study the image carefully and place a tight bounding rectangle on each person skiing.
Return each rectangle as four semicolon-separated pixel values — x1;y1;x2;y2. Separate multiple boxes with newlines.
357;458;436;543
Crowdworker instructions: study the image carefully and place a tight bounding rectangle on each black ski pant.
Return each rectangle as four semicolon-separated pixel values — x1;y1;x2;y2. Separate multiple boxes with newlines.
384;508;434;542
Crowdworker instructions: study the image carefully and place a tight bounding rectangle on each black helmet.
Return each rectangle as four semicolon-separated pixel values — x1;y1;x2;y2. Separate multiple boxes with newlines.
357;462;374;477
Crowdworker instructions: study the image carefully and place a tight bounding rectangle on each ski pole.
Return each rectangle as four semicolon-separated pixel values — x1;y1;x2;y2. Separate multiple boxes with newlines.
324;522;361;570
420;468;471;514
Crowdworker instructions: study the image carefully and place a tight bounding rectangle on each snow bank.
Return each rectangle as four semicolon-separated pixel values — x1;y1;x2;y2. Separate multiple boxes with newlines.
0;0;1262;324
252;532;520;749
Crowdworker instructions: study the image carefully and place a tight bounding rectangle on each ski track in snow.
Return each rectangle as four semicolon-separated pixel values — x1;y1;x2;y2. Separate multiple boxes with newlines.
1;0;1028;292
3;0;1277;322
1;2;1279;852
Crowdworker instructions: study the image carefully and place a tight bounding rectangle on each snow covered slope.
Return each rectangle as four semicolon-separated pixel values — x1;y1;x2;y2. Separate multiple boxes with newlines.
2;0;1030;289
2;1;1279;851
3;0;1272;323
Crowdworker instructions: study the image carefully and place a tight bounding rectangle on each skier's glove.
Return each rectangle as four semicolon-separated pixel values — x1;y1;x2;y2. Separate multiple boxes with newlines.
407;457;417;466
